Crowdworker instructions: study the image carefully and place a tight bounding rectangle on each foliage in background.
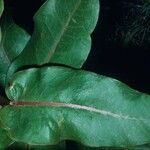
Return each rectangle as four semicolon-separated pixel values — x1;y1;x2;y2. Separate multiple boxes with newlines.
106;0;150;49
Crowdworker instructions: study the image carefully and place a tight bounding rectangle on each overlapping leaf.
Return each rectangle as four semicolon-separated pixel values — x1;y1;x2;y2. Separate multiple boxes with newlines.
1;66;150;147
0;14;30;147
7;0;99;80
0;13;30;88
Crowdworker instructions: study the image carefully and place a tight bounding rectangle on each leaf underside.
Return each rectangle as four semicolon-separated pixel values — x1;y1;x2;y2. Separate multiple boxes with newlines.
7;0;99;80
1;66;150;147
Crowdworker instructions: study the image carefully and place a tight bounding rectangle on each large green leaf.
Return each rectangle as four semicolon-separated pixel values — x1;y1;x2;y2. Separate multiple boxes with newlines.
1;66;150;147
0;13;30;88
0;0;4;18
7;0;99;79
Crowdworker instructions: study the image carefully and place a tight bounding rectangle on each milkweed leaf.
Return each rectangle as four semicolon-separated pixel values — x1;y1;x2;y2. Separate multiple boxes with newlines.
0;13;30;88
7;0;99;80
1;66;150;147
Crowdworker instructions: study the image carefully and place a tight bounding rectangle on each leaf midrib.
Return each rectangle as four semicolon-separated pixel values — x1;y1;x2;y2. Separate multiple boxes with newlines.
9;101;141;121
44;0;82;63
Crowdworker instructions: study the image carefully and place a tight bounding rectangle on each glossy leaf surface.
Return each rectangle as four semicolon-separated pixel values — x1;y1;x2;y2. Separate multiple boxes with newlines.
1;66;150;147
7;0;99;79
0;14;30;88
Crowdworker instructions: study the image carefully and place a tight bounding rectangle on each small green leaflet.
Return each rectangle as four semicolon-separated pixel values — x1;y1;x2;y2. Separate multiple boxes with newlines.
1;66;150;147
7;0;99;79
0;13;30;88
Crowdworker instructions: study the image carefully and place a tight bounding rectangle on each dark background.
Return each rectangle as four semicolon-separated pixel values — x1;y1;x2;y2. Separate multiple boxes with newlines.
85;0;150;95
3;0;150;149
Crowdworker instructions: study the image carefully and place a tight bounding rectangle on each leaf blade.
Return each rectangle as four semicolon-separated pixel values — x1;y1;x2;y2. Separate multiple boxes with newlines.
0;13;30;88
7;0;99;78
1;66;150;147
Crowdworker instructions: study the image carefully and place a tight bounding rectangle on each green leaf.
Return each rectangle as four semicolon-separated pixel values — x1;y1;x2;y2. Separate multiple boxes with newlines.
0;128;13;149
0;0;4;18
0;13;30;88
7;0;99;78
0;106;13;149
1;66;150;147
